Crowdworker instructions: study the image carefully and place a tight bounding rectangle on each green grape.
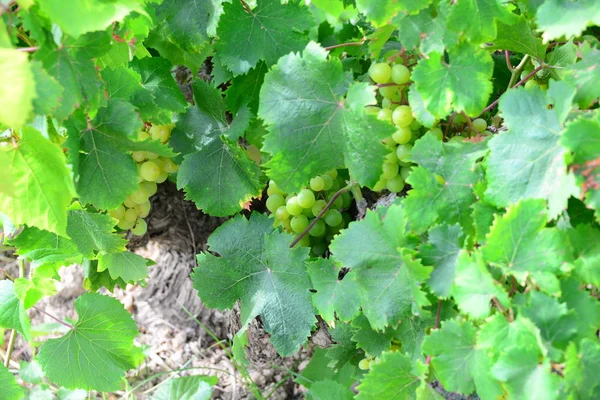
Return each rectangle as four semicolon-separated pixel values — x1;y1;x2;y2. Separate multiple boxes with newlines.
302;206;314;217
385;151;398;164
396;144;412;160
152;157;165;171
310;176;325;191
372;178;386;192
297;189;316;208
358;358;371;370
392;105;413;128
482;130;493;135
108;205;126;220
428;127;443;141
130;186;149;204
117;219;135;230
400;166;412;180
382;136;395;146
472;118;487;132
124;196;137;208
368;62;392;84
310;241;327;257
322;174;334;191
392;127;411;145
365;106;381;115
312;199;328;217
279;218;292;232
382;162;399;179
327;169;338;180
286;196;303;216
327;193;343;209
453;113;467;125
155;171;169;183
324;209;343;227
131;218;148;236
162;158;178;173
450;135;464;142
275;206;290;221
132;151;146;162
267;180;285;196
377;108;393;122
291;215;309;233
309;218;326;237
137;130;150;141
297;234;311;247
381;98;399;110
379;86;401;101
145;151;159;160
141;181;158;197
266;194;286;212
140;161;161;182
386;175;405;192
124;208;139;222
391;64;411;84
409;119;421;131
524;79;537;89
149;124;172;143
138;201;151;218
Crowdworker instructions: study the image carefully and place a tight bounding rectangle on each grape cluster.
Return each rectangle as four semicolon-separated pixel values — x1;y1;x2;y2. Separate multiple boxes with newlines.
108;124;178;236
265;170;352;256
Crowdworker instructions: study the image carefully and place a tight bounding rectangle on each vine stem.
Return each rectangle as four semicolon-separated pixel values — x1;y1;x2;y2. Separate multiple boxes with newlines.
476;63;543;118
504;51;514;72
3;258;25;367
33;306;75;330
425;301;442;365
324;40;365;51
289;182;354;248
15;46;38;52
507;54;531;89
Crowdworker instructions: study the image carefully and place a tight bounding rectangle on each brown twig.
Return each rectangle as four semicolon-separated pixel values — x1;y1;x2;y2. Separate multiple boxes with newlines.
504;50;513;72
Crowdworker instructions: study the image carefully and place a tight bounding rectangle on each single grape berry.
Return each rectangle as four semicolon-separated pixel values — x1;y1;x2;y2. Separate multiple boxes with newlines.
368;62;392;84
130;186;149;204
379;86;401;101
108;205;126;220
358;358;371;370
290;215;309;233
391;64;411;84
124;208;139;222
321;175;334;191
124;196;137;208
324;209;343;227
266;194;286;213
137;201;151;218
131;219;148;236
141;181;158;197
117;219;135;230
297;189;316;209
386;175;405;192
286;196;304;216
382;162;399;179
140;161;161;182
309;219;326;237
132;151;146;162
275;206;290;221
310;176;325;191
392;105;413;128
472;118;487;132
311;199;328;217
396;144;412;161
377;108;393;123
392;127;411;145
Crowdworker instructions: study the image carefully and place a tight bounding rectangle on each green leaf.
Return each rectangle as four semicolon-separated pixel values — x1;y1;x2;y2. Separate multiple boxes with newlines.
38;293;141;391
97;251;149;283
478;315;547;362
485;87;571;217
491;346;559;400
488;15;547;60
330;205;431;330
351;313;394;357
356;351;422;399
308;379;354;400
407;85;436;128
563;48;600;108
153;0;223;53
307;258;360;323
192;214;315;355
225;62;268;114
151;375;218;400
356;0;431;27
420;224;464;298
446;0;518;44
561;278;600;341
215;0;314;75
545;41;577;80
259;42;395;192
564;339;600;399
423;319;502;397
9;226;82;270
412;43;494;119
37;0;145;38
0;280;31;339
0;47;35;128
0;364;22;400
14;276;57;309
452;251;510;319
366;25;396;60
482;199;568;294
536;0;600;42
404;134;488;233
31;61;63;116
567;225;600;286
66;208;127;258
0;127;76;236
129;57;188;113
326;323;362;371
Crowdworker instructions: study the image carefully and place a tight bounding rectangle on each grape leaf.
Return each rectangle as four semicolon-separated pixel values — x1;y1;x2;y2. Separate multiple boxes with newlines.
356;352;422;399
38;293;141;391
330;204;431;330
351;313;395;357
153;0;223;53
485;87;571;216
561;278;600;342
452;251;510;319
308;379;354;400
14;276;57;309
192;214;316;355
482;199;568;294
31;61;63;116
0;127;76;236
225;61;267;114
9;226;82;270
151;375;218;400
404;134;488;234
407;85;436;128
0;364;22;400
536;0;600;42
478;315;546;362
423;319;502;397
326;323;361;371
420;224;464;298
259;42;395;192
0;48;32;128
566;225;600;286
0;280;31;339
564;339;600;399
97;251;149;283
488;15;547;60
307;258;360;323
66;207;127;258
215;0;314;75
446;0;518;44
491;346;559;400
37;0;145;38
412;43;493;119
129;57;188;113
356;0;431;27
563;48;600;108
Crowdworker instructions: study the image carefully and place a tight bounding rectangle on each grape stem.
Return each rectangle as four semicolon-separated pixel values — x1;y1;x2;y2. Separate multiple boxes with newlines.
33;306;75;330
324;40;365;51
289;182;355;248
461;111;479;135
504;50;514;72
507;54;531;89
15;46;38;52
425;301;442;365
